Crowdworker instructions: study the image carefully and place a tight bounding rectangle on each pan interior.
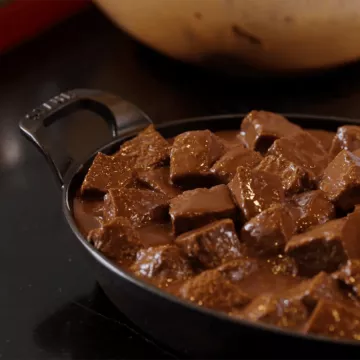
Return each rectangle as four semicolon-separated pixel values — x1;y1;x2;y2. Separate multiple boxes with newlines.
66;113;344;203
63;113;360;348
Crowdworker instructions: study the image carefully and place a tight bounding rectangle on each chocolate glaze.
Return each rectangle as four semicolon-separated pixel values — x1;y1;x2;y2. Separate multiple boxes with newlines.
303;299;360;340
211;146;262;184
329;125;360;159
175;219;243;269
170;130;224;189
228;166;285;222
268;131;329;185
114;124;170;170
240;110;302;153
73;120;360;342
73;196;104;235
215;130;247;150
320;150;360;211
241;204;295;256
256;155;309;195
170;184;237;235
289;190;336;233
307;129;335;152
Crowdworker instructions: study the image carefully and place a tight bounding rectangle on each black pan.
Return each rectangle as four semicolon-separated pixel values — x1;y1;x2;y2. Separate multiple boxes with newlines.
19;89;360;359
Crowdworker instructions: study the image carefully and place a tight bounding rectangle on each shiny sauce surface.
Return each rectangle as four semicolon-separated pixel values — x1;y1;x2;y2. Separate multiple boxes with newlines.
73;122;360;342
73;130;241;244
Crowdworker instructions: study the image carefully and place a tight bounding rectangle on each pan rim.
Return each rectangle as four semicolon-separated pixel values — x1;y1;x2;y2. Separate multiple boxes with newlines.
63;112;360;348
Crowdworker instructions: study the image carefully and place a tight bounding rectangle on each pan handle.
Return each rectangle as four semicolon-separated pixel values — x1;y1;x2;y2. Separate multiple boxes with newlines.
19;89;152;187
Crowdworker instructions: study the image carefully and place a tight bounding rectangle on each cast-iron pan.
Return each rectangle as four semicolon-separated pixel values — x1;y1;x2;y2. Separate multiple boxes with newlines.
19;89;360;359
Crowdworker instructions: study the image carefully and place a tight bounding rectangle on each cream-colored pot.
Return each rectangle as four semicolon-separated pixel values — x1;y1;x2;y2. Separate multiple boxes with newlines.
94;0;360;72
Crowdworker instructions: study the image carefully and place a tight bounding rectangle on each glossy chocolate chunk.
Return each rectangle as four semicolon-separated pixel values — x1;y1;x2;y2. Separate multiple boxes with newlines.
137;223;175;248
329;125;360;159
81;152;134;196
215;130;247;150
201;255;299;297
241;204;296;256
333;260;360;299
239;271;345;330
169;184;237;235
103;188;169;226
268;131;329;185
320;150;360;211
114;125;170;170
289;190;336;233
228;166;284;222
215;258;260;282
285;212;360;276
303;299;360;340
175;219;242;269
131;244;193;287
73;197;104;235
87;217;142;264
136;167;181;198
240;110;302;153
239;271;349;329
211;146;262;184
265;255;299;277
284;272;347;309
178;268;251;311
170;130;225;189
307;129;335;152
256;155;309;195
238;293;309;330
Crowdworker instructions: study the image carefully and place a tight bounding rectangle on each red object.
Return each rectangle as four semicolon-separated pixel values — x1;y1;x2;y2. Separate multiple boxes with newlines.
0;0;90;52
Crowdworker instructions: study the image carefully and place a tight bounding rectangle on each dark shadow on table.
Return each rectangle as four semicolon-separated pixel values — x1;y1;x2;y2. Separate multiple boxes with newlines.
3;7;360;122
33;285;178;359
133;40;360;116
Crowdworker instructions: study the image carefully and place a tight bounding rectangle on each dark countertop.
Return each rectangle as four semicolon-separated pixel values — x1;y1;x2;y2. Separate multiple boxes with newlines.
2;6;360;359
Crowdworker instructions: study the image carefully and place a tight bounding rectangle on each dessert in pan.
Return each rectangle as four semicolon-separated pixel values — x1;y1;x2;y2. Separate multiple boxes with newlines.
74;110;360;342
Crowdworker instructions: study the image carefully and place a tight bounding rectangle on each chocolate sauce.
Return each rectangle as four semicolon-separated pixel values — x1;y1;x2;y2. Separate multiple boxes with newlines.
72;118;360;342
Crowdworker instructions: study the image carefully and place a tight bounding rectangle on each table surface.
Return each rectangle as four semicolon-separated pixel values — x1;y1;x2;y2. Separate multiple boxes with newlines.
2;6;360;359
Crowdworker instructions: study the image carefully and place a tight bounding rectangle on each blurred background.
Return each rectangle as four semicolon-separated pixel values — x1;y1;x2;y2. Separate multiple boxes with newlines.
2;0;360;74
0;0;88;53
2;1;360;359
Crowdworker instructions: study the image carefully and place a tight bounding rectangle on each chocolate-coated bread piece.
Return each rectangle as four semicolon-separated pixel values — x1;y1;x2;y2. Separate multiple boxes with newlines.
81;152;134;195
240;110;302;153
303;299;360;340
289;190;335;233
256;155;309;195
136;167;181;198
170;130;224;189
241;204;296;256
268;131;329;185
103;188;169;226
131;244;194;287
211;146;262;184
239;271;348;330
329;125;360;159
285;211;360;276
320;149;360;211
115;125;170;170
333;260;360;299
170;184;237;235
307;129;335;152
178;268;252;311
175;219;243;269
87;217;142;264
228;166;284;222
238;293;309;330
